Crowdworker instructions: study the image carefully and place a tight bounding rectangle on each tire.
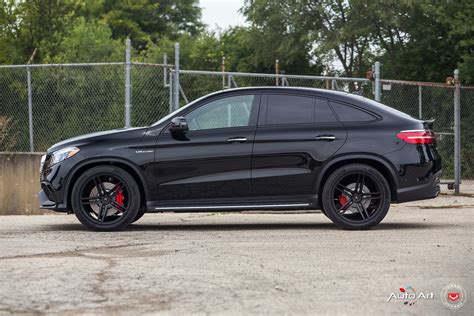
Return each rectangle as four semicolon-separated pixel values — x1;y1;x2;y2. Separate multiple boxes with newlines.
71;165;141;231
132;208;147;223
321;163;391;230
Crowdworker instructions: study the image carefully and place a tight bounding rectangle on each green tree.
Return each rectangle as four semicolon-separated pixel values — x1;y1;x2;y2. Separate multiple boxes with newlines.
98;0;203;51
242;0;323;74
43;17;123;63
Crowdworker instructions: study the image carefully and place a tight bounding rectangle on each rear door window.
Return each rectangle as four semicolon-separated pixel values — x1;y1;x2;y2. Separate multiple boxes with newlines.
314;98;338;123
266;94;314;125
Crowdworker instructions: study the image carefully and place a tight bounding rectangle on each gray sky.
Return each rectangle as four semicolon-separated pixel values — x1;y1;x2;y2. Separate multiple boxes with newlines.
200;0;247;31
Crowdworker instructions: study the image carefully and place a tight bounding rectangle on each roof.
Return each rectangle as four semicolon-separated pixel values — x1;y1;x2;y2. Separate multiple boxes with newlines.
215;86;372;103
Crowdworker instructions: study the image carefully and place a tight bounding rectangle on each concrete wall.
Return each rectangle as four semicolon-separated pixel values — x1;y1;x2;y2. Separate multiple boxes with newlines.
0;152;48;215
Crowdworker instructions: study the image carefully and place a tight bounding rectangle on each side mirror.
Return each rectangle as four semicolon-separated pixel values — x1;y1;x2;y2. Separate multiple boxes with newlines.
169;116;189;133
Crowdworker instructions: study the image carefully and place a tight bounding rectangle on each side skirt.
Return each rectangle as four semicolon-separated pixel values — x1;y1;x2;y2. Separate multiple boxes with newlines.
148;203;314;212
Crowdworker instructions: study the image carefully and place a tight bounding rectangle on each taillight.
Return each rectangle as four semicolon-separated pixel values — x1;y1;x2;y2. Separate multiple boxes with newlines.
396;130;435;144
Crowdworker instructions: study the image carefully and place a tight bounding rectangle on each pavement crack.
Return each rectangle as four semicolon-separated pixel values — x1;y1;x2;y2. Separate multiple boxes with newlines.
0;242;155;261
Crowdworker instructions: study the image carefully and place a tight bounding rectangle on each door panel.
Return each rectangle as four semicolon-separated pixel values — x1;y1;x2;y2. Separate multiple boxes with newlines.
154;94;259;203
252;94;347;197
155;128;255;201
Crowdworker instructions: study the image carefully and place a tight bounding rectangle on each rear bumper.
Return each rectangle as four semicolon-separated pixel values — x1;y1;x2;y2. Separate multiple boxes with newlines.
395;170;441;203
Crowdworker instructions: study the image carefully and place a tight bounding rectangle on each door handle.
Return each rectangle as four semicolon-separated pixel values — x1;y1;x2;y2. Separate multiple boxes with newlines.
227;137;247;143
314;135;336;141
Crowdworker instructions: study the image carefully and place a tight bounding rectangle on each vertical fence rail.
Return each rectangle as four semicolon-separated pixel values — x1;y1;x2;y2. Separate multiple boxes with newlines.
124;39;131;128
454;69;461;193
173;43;180;111
374;61;381;102
418;86;422;119
26;66;34;152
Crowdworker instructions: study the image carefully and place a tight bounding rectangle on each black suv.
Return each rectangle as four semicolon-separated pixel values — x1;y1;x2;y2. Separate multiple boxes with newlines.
39;87;442;231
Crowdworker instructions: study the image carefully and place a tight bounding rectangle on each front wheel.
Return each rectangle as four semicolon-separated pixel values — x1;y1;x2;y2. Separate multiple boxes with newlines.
71;166;141;231
321;164;391;230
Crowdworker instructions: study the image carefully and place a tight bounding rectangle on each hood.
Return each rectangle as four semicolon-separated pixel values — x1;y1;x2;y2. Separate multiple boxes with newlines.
47;127;148;153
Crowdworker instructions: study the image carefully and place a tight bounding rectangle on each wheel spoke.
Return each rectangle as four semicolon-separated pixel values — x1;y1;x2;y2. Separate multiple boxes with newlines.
108;182;123;198
94;177;106;196
98;204;108;222
355;173;365;193
110;201;126;213
335;183;353;196
356;202;370;220
81;196;100;205
362;192;381;201
337;199;353;213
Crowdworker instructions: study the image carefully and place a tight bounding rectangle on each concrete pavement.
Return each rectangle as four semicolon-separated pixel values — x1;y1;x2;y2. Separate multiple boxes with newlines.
0;195;473;315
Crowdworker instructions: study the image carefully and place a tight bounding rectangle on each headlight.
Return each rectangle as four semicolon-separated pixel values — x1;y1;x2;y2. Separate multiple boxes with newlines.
50;147;80;165
40;154;46;173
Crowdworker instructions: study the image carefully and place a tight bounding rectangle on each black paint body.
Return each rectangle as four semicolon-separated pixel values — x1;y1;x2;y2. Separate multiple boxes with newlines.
39;87;442;212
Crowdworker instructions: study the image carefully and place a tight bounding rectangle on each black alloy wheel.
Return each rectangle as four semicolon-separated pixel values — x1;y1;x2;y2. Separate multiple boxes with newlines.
322;164;391;230
71;166;141;231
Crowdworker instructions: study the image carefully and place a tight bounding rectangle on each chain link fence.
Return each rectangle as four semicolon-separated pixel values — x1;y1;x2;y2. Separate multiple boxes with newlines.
379;81;457;187
1;58;472;193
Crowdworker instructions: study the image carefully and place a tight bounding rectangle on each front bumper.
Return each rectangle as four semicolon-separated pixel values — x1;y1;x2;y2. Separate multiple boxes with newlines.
38;189;68;212
38;154;80;212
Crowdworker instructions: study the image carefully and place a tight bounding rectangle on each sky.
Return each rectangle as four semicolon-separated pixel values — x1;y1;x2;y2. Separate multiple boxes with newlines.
200;0;247;31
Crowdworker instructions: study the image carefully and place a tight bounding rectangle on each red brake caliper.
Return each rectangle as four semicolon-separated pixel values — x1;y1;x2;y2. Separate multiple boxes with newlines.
115;189;125;206
338;195;347;206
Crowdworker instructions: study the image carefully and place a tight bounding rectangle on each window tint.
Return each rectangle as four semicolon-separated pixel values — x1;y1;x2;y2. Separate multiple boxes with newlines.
186;95;254;131
266;95;314;125
314;98;337;123
330;101;378;122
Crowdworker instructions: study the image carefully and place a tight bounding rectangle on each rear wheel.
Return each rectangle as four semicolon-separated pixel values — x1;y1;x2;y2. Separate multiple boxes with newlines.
322;164;391;230
71;166;141;231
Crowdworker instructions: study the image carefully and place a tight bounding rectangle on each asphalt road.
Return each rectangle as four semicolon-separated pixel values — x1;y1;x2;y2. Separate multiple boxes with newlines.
0;195;473;315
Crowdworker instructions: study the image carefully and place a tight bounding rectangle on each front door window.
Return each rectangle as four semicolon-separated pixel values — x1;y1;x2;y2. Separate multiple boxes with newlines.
185;95;255;131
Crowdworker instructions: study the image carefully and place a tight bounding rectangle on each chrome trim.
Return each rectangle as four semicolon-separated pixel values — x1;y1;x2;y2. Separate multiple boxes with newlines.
314;136;336;141
155;203;310;210
399;129;431;133
227;137;247;143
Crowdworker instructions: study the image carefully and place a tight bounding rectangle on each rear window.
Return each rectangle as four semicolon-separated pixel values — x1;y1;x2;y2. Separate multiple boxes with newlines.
330;101;378;122
266;95;314;125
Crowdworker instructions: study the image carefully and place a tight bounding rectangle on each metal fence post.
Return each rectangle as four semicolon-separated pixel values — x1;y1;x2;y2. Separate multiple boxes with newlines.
124;38;132;128
374;61;381;102
222;56;226;89
173;43;180;111
163;53;168;86
169;70;174;113
27;66;34;152
275;59;280;86
418;86;422;119
454;69;461;194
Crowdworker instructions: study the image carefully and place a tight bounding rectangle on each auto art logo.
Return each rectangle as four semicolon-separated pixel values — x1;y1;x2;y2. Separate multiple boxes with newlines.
387;285;434;306
441;284;467;310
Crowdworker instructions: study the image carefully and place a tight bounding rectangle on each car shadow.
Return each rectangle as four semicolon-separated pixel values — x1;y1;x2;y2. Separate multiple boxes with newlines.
44;221;450;232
